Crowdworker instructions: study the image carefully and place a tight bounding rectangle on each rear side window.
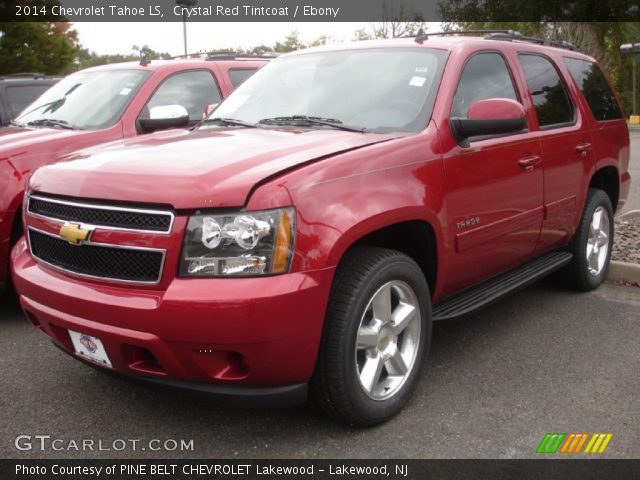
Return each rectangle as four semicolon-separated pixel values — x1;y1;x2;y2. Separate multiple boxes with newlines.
228;68;257;88
564;58;623;121
452;52;518;118
6;85;49;117
517;54;574;128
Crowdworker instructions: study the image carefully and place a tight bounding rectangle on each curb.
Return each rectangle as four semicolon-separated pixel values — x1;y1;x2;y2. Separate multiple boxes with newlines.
609;211;640;283
607;261;640;283
617;209;640;220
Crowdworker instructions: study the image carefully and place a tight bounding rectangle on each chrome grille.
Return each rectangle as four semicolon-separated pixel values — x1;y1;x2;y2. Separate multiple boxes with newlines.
28;229;165;284
28;195;174;233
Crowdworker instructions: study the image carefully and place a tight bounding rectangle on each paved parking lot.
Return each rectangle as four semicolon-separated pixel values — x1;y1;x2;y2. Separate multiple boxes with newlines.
1;131;638;460
1;280;638;459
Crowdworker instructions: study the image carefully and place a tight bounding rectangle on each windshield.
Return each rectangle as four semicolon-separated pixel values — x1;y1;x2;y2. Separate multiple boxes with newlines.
15;69;150;130
205;47;447;134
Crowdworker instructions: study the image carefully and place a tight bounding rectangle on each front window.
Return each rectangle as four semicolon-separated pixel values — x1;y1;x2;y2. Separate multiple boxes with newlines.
16;69;149;130
206;48;447;134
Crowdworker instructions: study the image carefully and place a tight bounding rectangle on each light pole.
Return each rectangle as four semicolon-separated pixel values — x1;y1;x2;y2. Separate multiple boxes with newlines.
620;42;640;123
176;0;197;58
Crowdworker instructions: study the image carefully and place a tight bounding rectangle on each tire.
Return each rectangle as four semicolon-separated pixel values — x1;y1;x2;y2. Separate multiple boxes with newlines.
312;247;432;426
561;188;614;291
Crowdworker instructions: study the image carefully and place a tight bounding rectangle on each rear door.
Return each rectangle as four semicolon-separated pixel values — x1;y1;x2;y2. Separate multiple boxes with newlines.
515;53;594;253
441;50;544;295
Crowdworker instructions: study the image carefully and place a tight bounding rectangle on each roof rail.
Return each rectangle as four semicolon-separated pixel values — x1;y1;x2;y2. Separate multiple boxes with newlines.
170;51;278;61
413;29;579;52
413;29;515;42
205;51;279;61
0;72;47;79
484;31;578;51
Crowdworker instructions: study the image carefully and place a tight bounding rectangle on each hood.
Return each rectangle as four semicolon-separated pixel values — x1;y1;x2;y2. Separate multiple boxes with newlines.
0;126;97;181
0;126;81;150
30;128;401;209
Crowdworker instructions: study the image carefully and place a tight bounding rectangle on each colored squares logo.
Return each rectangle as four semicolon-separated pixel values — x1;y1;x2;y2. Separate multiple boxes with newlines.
537;433;612;454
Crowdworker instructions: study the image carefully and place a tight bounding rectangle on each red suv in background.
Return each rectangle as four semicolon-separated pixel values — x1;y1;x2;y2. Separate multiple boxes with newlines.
11;33;630;426
0;55;268;287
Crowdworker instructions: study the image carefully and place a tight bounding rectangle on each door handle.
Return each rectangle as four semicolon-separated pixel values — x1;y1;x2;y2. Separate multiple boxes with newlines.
575;142;593;157
518;155;542;171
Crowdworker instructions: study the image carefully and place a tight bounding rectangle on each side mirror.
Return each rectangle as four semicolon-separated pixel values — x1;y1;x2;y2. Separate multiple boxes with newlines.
139;105;189;133
203;103;219;119
450;98;527;147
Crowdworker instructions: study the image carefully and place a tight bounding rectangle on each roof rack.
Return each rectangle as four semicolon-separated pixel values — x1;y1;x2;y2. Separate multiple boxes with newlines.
414;29;579;52
0;72;47;79
170;51;278;61
484;31;578;51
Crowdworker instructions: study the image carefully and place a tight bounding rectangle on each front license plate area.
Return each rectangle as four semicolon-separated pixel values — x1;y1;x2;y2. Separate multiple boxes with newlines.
68;330;113;368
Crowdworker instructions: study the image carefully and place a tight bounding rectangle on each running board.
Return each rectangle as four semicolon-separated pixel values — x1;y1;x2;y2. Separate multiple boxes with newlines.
432;251;573;322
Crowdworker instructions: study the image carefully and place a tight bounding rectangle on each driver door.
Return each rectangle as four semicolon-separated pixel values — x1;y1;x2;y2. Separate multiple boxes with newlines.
442;51;544;295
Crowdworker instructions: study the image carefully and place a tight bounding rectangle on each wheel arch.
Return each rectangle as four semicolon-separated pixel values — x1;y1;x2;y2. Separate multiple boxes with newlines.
589;166;620;213
328;213;441;298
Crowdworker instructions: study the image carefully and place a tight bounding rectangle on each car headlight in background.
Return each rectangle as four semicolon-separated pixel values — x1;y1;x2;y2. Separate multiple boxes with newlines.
179;208;295;277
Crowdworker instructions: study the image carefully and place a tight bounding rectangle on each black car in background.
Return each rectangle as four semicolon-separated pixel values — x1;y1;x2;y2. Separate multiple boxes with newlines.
0;73;60;126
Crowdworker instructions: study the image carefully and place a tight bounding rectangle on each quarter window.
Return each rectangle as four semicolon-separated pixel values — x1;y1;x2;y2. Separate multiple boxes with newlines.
517;54;574;128
452;52;518;118
228;68;258;88
564;58;622;121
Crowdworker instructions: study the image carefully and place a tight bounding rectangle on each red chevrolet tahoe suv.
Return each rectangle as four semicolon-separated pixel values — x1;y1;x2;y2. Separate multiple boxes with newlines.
0;55;268;287
11;33;630;426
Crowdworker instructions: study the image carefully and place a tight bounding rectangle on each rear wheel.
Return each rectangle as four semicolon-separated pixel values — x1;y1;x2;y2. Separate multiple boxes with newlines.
312;247;431;426
561;188;614;291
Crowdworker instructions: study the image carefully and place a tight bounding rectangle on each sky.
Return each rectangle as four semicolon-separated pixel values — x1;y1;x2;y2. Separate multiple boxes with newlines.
72;22;374;56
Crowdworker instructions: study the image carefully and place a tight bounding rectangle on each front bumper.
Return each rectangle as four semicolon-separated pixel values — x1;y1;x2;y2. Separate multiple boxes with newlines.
0;208;16;283
11;238;334;404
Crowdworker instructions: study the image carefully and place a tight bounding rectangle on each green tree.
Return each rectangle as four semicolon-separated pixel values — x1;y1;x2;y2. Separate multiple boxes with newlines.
273;31;305;53
75;45;172;70
0;22;78;74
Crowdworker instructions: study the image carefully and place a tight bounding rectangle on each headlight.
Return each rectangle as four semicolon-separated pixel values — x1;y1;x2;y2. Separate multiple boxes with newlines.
179;208;295;277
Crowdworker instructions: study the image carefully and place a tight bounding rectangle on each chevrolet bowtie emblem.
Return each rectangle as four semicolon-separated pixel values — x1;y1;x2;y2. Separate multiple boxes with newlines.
59;223;92;245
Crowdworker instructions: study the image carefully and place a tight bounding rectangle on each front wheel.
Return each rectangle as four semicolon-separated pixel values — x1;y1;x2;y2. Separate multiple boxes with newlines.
561;188;614;291
312;247;431;426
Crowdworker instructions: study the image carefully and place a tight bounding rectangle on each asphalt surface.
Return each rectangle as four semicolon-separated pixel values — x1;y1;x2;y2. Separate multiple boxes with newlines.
0;280;638;459
0;131;638;460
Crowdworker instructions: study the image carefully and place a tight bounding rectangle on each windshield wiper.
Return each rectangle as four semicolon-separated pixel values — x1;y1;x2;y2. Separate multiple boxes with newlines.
26;118;75;130
9;120;26;127
258;115;367;133
203;117;257;128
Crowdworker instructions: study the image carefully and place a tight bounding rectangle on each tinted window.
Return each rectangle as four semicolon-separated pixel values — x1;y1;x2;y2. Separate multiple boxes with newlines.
145;70;221;122
518;54;574;128
564;58;622;121
229;68;257;88
6;85;50;117
452;52;518;118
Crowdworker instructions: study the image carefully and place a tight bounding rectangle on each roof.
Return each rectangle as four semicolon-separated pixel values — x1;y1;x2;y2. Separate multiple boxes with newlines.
79;57;270;74
285;36;595;62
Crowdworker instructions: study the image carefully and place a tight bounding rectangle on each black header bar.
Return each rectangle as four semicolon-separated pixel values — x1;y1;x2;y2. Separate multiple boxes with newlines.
1;0;639;22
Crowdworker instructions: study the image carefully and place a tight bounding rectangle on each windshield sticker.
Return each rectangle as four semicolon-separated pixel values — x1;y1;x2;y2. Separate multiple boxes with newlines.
409;76;426;87
415;66;429;73
119;87;132;95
